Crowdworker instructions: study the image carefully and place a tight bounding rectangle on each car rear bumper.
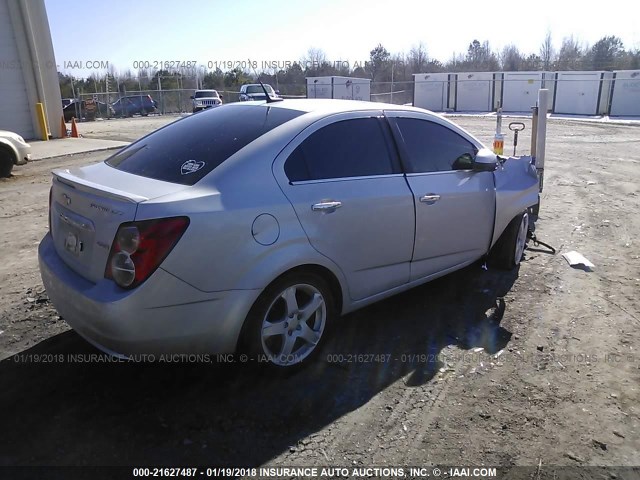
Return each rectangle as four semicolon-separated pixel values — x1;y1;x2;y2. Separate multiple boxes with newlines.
38;233;260;357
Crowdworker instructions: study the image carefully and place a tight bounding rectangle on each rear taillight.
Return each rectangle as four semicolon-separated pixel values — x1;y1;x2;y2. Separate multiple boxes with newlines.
105;217;189;289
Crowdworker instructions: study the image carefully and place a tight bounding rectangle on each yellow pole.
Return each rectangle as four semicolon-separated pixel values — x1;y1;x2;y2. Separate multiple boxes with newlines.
35;103;49;141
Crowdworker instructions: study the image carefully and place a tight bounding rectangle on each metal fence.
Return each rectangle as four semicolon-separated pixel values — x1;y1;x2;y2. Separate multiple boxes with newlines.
63;72;638;121
370;81;414;105
72;86;307;120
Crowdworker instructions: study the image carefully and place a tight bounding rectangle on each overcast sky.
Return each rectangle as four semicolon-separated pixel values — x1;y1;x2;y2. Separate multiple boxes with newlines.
45;0;640;77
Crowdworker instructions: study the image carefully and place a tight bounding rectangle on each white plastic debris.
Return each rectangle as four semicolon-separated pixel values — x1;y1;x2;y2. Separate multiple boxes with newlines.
562;251;595;270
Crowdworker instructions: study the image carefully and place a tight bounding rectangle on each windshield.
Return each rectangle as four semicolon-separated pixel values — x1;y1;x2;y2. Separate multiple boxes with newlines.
195;91;218;98
246;85;273;94
106;105;303;185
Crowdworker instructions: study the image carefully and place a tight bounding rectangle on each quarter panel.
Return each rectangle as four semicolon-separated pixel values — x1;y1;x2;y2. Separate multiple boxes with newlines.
492;157;539;246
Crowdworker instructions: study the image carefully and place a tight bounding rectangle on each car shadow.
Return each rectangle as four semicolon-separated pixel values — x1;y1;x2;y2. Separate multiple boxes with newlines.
0;262;518;467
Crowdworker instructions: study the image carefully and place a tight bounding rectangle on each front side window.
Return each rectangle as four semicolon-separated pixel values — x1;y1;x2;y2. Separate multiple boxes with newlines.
285;118;396;182
394;118;477;173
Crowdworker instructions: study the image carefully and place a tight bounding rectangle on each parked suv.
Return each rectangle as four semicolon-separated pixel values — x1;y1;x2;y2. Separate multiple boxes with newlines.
191;90;222;113
112;95;158;117
239;84;280;101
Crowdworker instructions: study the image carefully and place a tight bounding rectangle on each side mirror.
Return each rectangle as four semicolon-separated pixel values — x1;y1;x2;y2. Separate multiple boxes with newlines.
275;90;281;95
189;95;194;99
472;148;498;172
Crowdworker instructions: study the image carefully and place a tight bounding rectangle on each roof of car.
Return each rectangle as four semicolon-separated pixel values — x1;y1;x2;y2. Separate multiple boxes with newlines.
228;98;434;116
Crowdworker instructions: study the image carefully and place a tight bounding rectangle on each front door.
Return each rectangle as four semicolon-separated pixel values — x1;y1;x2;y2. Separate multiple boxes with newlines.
386;112;496;280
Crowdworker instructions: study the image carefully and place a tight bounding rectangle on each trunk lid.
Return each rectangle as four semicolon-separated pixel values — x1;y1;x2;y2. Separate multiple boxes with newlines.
50;162;187;283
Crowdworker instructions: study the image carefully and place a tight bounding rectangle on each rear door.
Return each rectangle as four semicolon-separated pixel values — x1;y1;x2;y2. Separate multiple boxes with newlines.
273;111;415;301
385;112;496;280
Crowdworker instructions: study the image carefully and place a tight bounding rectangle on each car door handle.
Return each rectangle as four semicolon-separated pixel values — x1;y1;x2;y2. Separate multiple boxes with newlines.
419;194;441;204
312;201;342;212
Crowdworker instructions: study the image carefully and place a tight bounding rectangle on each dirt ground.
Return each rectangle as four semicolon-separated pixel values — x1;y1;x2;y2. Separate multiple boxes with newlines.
0;114;638;475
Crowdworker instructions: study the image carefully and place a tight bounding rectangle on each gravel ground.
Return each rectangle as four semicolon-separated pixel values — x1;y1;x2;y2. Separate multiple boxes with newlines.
0;114;638;475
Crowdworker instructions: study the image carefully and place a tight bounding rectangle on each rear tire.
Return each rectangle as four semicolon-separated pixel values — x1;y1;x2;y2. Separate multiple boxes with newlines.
0;148;15;177
489;212;529;270
240;272;336;371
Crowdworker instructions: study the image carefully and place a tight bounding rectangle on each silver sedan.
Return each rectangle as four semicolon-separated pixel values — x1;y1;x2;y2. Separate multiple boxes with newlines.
38;99;539;368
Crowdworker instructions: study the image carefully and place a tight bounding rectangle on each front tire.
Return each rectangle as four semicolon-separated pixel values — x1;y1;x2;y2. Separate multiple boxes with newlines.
240;272;335;370
489;212;529;270
0;148;15;177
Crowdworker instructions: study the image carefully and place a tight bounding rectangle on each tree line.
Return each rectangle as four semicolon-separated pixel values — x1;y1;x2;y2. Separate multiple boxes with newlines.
58;34;640;99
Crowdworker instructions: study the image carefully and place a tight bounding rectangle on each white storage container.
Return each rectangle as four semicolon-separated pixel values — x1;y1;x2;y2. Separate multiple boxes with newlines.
609;70;640;116
306;77;332;99
501;71;554;112
413;73;453;111
306;76;370;101
553;71;613;115
454;72;499;112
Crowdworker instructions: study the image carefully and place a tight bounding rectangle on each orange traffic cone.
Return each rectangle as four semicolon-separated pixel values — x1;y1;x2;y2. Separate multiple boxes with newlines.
60;116;67;138
71;117;79;138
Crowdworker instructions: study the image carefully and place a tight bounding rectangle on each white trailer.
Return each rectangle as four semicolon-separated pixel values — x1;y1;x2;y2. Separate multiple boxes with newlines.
501;71;554;112
552;71;614;115
609;70;640;117
306;76;371;101
454;72;501;112
412;73;453;111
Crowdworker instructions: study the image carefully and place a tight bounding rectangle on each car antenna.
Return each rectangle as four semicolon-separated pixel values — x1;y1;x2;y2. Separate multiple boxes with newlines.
258;80;282;103
249;60;282;104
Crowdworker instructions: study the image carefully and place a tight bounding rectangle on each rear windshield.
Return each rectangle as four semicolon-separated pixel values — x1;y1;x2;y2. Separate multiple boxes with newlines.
106;105;303;185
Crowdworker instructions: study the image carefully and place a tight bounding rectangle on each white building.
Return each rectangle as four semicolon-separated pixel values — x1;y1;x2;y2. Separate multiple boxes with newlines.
0;0;62;139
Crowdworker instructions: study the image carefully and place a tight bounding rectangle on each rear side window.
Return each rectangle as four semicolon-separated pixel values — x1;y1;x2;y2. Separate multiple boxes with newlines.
285;118;396;182
107;105;303;185
394;118;478;173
